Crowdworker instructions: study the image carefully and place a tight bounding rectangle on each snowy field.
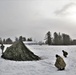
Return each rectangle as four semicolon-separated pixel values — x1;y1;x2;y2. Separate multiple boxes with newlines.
0;44;76;75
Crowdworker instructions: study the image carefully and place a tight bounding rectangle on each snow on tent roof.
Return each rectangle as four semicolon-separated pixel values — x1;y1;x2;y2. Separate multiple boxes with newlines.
1;41;40;61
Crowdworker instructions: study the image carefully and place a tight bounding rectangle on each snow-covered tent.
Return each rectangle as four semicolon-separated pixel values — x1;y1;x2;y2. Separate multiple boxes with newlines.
1;41;40;61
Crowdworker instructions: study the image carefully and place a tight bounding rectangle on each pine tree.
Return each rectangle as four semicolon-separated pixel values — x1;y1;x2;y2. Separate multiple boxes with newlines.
45;31;52;45
53;32;59;45
62;33;71;45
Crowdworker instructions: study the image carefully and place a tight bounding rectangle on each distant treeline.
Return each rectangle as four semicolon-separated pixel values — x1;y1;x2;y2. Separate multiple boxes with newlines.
0;36;32;44
0;32;76;45
45;31;76;45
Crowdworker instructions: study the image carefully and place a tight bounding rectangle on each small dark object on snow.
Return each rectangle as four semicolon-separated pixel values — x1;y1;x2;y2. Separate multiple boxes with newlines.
1;41;40;61
62;50;68;57
55;54;66;71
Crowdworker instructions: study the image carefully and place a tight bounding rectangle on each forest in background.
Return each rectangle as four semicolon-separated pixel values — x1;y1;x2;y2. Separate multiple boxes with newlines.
0;31;76;45
45;31;76;45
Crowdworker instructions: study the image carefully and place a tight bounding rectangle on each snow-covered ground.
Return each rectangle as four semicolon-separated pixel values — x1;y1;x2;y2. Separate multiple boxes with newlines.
0;44;76;75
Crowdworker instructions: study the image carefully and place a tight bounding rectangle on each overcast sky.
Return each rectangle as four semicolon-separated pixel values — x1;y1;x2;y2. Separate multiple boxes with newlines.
0;0;76;41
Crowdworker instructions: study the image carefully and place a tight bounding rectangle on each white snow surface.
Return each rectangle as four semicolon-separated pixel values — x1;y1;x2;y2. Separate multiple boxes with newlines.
0;44;76;75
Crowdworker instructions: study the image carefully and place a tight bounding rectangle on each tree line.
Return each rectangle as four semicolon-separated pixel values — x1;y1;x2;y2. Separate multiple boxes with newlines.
45;31;76;45
0;36;32;44
0;32;76;45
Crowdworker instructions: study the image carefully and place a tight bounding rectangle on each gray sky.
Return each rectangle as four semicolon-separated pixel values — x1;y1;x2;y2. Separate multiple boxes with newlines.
0;0;76;41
